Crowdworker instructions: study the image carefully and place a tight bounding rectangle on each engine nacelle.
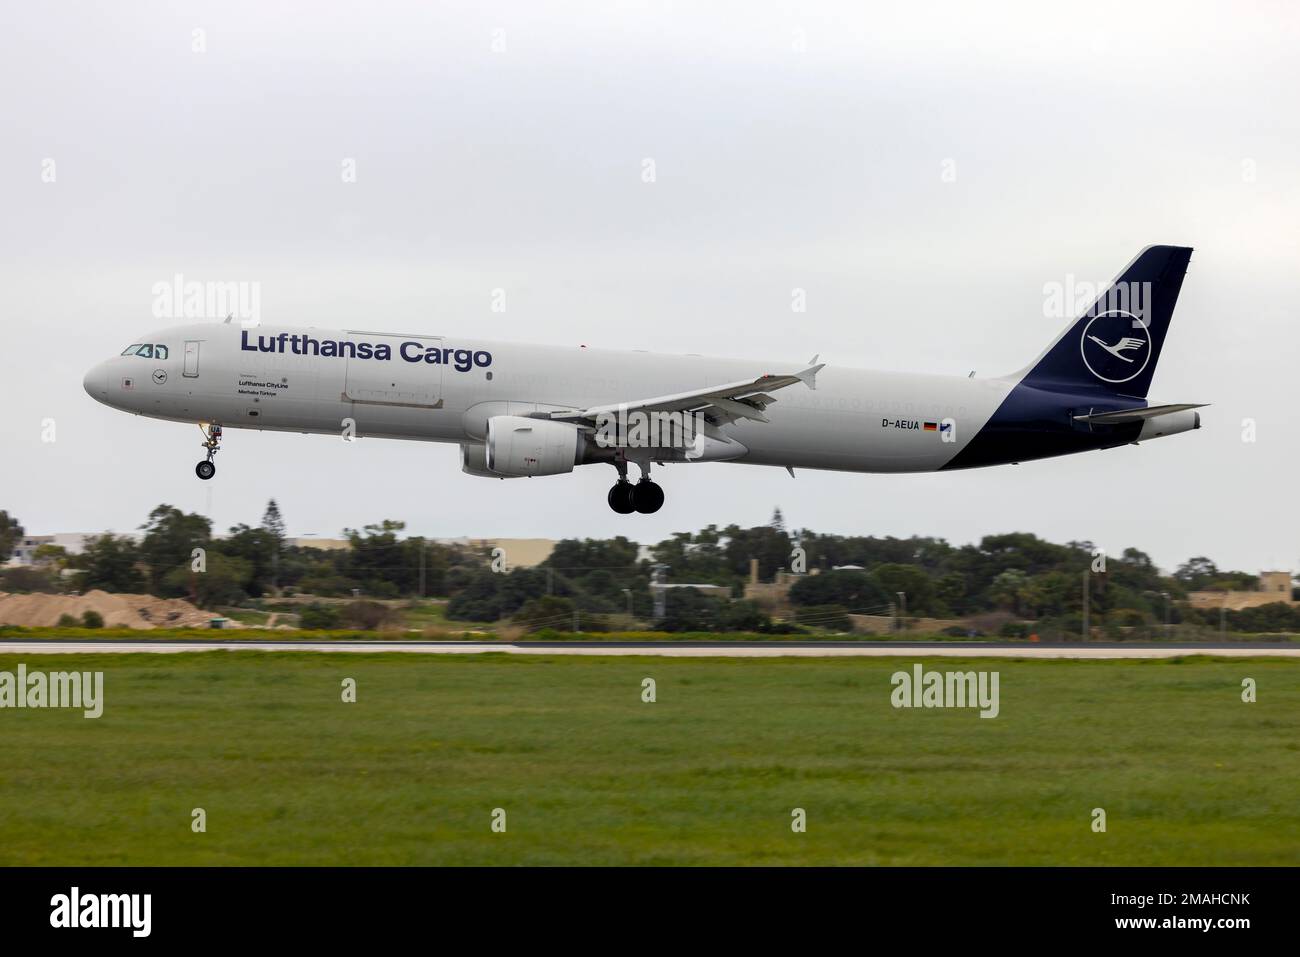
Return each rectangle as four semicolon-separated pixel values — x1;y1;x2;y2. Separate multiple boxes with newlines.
461;442;519;479
485;415;583;477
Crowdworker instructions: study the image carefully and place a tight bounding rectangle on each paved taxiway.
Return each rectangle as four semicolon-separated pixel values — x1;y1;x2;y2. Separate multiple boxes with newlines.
0;640;1296;658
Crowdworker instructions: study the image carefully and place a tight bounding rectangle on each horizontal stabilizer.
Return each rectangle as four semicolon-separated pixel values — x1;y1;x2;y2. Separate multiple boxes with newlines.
1072;402;1207;425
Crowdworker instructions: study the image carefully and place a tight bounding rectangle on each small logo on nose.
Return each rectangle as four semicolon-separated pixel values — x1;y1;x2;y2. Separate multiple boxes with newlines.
153;369;167;384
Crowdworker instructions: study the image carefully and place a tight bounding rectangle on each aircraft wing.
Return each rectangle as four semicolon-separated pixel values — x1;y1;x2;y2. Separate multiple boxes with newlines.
1072;402;1207;425
538;359;825;435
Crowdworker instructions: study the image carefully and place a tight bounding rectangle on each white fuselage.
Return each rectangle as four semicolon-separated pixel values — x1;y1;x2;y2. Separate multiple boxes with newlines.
85;322;1016;474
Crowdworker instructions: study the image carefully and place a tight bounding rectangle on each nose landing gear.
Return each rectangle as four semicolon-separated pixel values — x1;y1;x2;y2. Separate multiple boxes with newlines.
195;423;222;480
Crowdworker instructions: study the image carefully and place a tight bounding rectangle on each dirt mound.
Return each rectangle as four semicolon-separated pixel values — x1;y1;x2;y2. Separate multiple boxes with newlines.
0;590;215;629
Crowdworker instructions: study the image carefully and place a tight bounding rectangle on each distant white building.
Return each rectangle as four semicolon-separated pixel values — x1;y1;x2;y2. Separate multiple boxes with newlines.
5;532;137;567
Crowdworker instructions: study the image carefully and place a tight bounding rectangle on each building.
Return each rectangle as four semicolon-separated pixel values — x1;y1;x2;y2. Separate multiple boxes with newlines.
1186;571;1296;611
743;559;804;613
289;537;351;552
433;538;556;569
4;532;109;567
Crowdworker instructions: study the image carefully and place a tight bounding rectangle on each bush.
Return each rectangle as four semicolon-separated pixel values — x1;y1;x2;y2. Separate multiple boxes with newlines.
999;621;1030;638
715;599;771;633
659;588;724;632
0;566;62;593
339;600;399;631
794;604;852;632
512;595;576;633
1226;602;1300;634
298;603;343;630
81;610;104;629
56;613;80;629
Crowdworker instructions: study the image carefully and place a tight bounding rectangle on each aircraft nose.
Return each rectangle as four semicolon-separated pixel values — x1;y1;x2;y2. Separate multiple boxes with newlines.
83;361;108;400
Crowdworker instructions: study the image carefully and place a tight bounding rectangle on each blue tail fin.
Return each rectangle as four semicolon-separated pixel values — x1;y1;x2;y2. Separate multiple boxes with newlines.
1019;245;1193;399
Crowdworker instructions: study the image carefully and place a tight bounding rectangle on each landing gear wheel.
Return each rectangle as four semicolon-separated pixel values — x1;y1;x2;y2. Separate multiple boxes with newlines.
196;422;223;481
632;479;664;514
607;481;636;514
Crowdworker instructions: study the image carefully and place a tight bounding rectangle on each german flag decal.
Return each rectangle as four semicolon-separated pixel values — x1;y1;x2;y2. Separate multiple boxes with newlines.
923;421;938;432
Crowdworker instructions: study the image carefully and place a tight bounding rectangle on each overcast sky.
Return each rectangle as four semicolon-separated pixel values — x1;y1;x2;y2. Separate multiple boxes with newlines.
2;1;1297;574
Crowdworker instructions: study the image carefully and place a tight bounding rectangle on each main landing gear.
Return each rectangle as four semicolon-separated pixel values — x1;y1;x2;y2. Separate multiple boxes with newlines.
195;423;222;480
607;461;664;514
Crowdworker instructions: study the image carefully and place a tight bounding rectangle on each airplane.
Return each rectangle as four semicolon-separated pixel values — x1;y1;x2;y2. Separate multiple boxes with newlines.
84;245;1204;514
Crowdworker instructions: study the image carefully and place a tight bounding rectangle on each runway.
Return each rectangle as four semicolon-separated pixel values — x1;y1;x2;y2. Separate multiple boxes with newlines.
0;639;1297;658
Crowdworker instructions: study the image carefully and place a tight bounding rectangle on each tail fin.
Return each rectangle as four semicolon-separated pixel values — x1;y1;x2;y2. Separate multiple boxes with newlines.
1018;245;1192;399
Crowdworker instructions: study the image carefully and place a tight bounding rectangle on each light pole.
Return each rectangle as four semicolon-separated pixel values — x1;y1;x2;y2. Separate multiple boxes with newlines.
1081;570;1090;642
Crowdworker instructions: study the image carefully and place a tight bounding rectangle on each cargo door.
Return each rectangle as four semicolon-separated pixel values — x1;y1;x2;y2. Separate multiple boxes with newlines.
342;333;444;408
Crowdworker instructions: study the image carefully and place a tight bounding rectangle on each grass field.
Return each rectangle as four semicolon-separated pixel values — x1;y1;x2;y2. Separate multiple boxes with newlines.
0;652;1296;865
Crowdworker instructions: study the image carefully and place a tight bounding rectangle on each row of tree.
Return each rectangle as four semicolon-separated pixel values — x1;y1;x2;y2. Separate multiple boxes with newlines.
0;504;1293;633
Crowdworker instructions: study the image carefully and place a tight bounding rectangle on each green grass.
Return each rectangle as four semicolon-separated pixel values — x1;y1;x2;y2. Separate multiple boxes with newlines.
0;652;1295;865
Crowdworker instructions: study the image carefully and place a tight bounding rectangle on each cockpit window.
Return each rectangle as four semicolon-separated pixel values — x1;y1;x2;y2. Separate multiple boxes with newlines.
120;343;169;358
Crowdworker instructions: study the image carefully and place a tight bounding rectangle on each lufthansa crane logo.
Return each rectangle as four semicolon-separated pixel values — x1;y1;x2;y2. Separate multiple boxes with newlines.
1079;310;1150;384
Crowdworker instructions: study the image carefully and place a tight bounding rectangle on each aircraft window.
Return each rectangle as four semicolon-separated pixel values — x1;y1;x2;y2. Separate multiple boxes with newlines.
121;344;142;356
137;344;154;358
155;344;169;360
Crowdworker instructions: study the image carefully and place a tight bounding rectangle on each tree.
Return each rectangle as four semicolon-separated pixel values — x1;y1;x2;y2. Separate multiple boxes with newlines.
219;524;275;598
989;569;1030;615
261;500;286;591
162;553;253;607
789;570;891;612
445;565;504;621
139;505;212;593
261;499;286;546
871;563;938;615
32;543;68;567
1174;556;1218;588
74;534;146;593
342;520;415;597
0;511;22;564
723;523;793;581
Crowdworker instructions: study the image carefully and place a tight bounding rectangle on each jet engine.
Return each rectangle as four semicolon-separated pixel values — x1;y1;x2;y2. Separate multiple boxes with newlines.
484;415;583;477
461;442;517;478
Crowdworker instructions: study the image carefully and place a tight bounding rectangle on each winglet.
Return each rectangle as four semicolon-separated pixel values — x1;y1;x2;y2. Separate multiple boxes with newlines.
795;362;825;391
